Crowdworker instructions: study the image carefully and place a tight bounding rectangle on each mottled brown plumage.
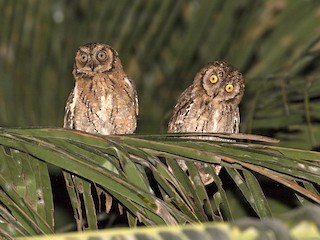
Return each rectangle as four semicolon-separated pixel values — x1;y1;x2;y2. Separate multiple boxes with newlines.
64;43;138;134
168;61;245;184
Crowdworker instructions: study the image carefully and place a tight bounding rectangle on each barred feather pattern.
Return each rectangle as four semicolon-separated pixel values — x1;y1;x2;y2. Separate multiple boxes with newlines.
64;43;138;135
168;61;245;185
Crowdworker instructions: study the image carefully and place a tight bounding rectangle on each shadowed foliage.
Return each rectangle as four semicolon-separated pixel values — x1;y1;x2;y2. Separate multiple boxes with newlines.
0;128;319;238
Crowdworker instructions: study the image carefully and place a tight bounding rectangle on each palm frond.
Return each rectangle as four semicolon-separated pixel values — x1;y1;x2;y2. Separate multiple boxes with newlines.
16;205;320;240
0;128;319;238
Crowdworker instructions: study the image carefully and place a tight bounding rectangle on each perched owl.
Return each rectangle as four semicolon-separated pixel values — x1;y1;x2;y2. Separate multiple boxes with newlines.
64;43;138;135
168;61;245;184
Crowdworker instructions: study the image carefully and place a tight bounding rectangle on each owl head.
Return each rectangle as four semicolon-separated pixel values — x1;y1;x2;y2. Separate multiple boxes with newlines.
194;61;245;105
73;43;121;78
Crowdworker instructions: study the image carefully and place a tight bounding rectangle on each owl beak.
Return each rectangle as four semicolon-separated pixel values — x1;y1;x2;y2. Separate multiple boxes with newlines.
212;91;218;98
89;61;95;71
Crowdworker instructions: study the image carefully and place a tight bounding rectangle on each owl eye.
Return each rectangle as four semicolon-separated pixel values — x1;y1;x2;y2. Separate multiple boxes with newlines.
97;50;107;61
80;53;88;63
225;84;234;92
209;75;218;84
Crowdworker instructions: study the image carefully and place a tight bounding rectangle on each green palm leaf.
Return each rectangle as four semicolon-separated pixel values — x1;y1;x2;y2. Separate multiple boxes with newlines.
0;128;319;238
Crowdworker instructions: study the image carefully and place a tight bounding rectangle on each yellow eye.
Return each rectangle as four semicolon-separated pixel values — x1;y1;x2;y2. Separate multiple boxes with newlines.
209;75;218;84
225;84;234;92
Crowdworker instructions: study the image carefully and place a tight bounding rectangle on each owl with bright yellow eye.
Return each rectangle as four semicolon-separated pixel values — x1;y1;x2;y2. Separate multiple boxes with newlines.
168;61;245;184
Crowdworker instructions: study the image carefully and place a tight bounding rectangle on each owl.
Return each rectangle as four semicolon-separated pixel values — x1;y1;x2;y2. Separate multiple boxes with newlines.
64;43;138;135
168;61;245;184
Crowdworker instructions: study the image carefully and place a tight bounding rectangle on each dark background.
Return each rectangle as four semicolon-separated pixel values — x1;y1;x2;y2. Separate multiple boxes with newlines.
1;1;320;149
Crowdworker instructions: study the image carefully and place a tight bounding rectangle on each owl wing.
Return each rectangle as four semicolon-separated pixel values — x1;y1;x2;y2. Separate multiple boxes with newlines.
125;77;138;117
168;84;194;132
63;88;75;129
133;81;139;117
